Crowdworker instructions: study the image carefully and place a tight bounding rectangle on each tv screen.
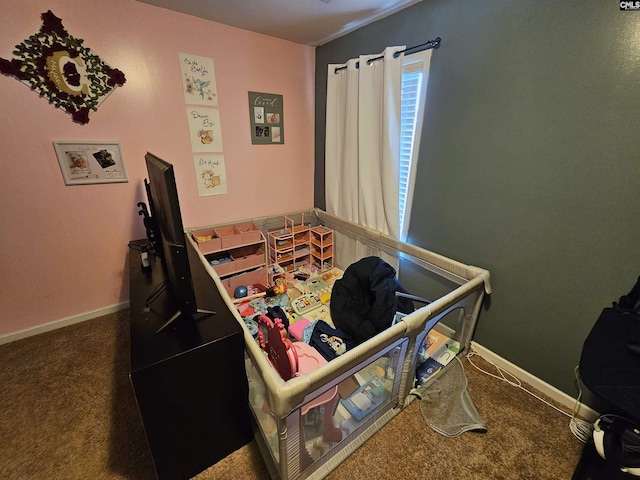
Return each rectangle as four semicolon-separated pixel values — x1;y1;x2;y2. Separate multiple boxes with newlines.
144;152;214;332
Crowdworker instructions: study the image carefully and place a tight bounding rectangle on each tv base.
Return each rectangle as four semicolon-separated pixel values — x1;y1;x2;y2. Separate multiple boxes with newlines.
155;308;216;334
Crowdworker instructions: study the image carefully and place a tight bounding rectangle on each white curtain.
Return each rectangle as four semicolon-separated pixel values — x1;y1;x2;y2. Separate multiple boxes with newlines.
325;46;405;240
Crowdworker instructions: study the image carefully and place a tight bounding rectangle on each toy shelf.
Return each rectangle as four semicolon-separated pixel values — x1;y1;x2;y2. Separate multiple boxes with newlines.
189;222;268;299
206;244;266;278
191;221;262;255
267;214;311;280
310;225;334;272
267;216;335;281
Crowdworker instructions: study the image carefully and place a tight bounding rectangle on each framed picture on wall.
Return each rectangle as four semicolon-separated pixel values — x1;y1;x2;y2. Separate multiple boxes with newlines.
53;141;128;185
248;91;284;144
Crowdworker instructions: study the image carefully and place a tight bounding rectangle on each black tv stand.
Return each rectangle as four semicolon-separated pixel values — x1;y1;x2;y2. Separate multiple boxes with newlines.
128;239;253;480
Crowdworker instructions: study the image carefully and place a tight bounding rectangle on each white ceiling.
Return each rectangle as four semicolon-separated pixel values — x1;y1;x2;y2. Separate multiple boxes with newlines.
138;0;423;46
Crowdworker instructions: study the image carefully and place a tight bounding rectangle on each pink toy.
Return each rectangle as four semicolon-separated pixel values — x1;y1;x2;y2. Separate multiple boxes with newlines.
257;314;298;381
258;316;342;447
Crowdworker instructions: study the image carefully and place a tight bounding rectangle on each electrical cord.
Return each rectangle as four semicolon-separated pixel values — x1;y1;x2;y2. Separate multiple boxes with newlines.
569;366;594;444
145;280;168;307
464;347;593;443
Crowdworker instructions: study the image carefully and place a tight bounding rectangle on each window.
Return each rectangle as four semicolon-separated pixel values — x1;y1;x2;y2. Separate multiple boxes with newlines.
399;51;430;241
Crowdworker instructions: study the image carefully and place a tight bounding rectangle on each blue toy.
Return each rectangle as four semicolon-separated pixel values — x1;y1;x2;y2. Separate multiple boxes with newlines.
234;285;248;298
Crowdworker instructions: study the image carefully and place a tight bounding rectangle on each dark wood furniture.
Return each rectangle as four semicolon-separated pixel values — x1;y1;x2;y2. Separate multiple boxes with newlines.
128;238;253;480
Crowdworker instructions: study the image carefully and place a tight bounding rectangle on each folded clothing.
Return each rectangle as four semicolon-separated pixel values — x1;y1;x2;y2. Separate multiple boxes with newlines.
310;320;357;361
288;318;310;342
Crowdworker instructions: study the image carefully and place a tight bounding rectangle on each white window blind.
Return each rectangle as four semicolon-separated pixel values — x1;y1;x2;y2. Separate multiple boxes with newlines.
399;51;429;241
399;70;422;238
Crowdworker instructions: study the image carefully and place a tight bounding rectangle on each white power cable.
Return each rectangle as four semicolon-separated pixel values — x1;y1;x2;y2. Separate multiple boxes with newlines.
464;347;593;443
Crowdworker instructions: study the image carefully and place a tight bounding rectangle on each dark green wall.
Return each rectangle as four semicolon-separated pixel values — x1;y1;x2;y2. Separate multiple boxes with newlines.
315;0;640;402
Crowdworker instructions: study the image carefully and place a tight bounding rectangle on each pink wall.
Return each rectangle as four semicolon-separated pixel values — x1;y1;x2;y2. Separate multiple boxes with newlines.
0;0;315;337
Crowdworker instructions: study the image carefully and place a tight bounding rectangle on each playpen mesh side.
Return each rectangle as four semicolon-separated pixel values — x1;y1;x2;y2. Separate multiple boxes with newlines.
302;407;399;480
315;209;491;295
282;340;406;480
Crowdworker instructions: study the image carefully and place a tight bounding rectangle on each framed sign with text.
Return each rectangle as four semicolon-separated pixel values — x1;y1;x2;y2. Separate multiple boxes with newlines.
248;91;283;144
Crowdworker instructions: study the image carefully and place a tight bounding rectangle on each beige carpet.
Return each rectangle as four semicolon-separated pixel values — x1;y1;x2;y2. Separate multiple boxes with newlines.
0;310;585;479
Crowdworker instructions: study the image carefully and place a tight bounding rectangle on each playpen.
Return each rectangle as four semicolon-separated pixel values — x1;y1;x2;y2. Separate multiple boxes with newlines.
187;208;491;480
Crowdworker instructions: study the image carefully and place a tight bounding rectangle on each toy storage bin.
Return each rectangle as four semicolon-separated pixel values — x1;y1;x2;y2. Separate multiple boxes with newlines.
191;228;222;254
217;267;268;298
214;224;244;249
233;244;266;272
235;221;262;244
206;252;236;276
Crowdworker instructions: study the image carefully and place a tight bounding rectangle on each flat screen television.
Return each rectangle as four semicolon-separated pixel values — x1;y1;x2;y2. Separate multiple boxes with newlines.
144;152;215;333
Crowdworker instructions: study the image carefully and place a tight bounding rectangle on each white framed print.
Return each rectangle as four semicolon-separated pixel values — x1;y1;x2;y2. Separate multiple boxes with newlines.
53;141;128;185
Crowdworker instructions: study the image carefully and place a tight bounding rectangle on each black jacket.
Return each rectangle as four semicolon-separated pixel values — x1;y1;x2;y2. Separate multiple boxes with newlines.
330;256;414;344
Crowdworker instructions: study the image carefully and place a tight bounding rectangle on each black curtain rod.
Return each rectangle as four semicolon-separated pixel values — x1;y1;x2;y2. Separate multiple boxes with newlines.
333;37;441;74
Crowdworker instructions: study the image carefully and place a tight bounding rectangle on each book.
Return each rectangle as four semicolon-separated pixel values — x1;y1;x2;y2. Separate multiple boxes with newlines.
419;328;460;358
416;357;444;385
416;335;461;386
430;339;460;365
423;330;450;358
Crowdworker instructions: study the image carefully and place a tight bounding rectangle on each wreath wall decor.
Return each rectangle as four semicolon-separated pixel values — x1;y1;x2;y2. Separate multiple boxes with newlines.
0;10;126;124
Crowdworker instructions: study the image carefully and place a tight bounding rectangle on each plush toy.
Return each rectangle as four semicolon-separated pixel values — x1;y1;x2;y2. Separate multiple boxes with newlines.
266;278;287;297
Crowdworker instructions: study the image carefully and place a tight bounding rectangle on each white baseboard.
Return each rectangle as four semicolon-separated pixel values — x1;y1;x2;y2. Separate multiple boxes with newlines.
0;302;129;346
469;340;599;422
430;323;598;422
